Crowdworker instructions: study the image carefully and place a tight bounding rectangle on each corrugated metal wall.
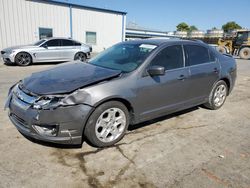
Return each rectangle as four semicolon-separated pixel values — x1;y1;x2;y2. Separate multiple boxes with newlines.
0;0;125;52
0;0;70;50
72;7;123;52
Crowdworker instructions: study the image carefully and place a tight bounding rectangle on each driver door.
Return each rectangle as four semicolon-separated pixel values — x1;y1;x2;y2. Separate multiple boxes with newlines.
35;39;62;61
135;45;190;122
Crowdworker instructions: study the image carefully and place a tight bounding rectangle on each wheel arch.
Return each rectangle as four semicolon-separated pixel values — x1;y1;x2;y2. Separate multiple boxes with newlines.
81;97;135;145
220;77;231;95
74;51;87;61
95;97;135;122
84;97;135;127
239;45;250;51
74;51;86;56
15;51;33;62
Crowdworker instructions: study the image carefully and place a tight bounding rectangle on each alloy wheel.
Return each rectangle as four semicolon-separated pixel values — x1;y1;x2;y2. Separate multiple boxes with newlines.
75;53;86;62
213;85;227;107
15;53;31;66
95;108;126;143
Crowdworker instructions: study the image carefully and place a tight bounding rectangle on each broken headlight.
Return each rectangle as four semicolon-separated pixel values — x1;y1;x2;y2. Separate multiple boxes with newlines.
32;97;63;110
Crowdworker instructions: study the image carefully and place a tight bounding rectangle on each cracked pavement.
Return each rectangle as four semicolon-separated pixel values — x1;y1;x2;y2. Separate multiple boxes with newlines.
0;59;250;188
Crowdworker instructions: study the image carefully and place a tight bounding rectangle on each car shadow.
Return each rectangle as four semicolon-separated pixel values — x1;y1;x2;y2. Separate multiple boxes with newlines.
20;133;82;149
128;106;199;131
19;106;200;149
3;61;69;67
3;62;16;66
233;56;250;61
30;61;68;66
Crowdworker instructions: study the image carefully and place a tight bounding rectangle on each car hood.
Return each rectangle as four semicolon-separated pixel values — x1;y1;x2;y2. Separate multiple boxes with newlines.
21;62;122;95
3;45;38;52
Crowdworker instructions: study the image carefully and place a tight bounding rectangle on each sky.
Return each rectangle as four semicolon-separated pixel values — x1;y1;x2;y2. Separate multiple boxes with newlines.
52;0;250;31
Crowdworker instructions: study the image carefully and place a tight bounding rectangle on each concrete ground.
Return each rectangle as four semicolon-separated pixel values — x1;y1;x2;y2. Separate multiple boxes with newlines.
0;59;249;188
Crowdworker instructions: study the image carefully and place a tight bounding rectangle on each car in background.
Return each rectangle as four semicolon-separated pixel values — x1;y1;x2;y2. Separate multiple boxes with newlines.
1;38;92;66
5;39;236;147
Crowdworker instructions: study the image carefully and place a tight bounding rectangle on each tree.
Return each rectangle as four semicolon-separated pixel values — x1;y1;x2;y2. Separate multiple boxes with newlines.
222;21;242;32
189;25;198;32
212;27;217;30
176;22;189;31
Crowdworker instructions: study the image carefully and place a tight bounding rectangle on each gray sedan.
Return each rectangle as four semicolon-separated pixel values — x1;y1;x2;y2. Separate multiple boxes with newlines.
1;38;92;66
5;39;236;147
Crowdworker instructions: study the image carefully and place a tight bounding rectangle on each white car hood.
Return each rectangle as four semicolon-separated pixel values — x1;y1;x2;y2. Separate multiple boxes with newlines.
2;45;39;52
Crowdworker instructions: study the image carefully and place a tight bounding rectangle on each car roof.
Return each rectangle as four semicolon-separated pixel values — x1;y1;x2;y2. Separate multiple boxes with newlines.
123;38;208;47
43;37;77;41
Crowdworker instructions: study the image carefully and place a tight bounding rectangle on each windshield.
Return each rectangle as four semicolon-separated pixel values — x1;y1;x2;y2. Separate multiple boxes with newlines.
237;32;248;40
33;39;46;46
89;43;158;73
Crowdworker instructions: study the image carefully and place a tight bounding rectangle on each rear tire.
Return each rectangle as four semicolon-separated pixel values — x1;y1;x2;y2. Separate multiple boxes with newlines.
74;52;86;62
239;47;250;60
204;80;228;110
15;52;32;66
84;101;129;148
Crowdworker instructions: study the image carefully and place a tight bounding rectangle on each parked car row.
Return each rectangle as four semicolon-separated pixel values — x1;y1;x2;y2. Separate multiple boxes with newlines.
5;39;237;147
1;38;92;66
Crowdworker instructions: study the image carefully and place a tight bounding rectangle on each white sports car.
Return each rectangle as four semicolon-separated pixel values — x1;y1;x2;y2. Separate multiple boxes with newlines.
1;38;92;66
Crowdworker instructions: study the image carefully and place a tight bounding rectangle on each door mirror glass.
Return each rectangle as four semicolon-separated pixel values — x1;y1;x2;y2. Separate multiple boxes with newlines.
147;66;165;76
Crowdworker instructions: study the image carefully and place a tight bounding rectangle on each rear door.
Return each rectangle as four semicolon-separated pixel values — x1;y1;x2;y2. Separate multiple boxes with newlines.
60;39;78;60
184;44;220;103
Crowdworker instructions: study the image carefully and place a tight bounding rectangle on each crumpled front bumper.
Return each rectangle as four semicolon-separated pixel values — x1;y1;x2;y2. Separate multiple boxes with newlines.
7;94;94;145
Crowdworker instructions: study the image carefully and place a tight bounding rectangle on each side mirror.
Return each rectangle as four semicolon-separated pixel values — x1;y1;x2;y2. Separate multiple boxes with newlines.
147;65;165;76
42;44;48;48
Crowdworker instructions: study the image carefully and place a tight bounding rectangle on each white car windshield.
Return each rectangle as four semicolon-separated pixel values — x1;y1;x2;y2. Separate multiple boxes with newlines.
33;39;46;46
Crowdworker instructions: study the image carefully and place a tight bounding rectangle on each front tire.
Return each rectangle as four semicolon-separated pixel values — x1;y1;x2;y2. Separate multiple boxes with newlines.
84;101;129;148
204;80;228;110
15;52;32;66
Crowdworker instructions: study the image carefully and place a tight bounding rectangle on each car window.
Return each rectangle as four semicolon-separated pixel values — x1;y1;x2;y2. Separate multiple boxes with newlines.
74;41;81;46
237;32;248;41
185;45;210;66
45;39;60;47
89;43;157;73
150;45;184;70
61;39;74;46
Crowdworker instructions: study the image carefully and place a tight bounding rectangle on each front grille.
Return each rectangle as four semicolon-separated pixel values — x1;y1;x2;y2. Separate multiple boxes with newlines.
10;113;29;129
1;51;5;55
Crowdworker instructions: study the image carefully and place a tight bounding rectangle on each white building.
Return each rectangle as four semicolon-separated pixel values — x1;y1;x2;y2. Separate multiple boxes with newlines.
0;0;126;52
206;29;224;38
126;28;176;40
189;30;205;38
174;31;188;38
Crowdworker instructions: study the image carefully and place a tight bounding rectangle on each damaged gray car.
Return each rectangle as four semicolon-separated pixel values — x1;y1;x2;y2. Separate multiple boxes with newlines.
5;39;236;147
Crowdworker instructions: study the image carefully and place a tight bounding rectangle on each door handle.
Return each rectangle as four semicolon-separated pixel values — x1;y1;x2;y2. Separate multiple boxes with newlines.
177;75;186;80
213;68;219;73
